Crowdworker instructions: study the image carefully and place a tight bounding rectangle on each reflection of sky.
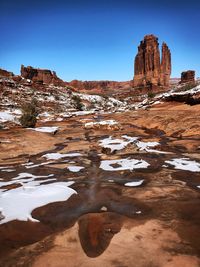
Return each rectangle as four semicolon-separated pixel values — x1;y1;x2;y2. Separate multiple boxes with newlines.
1;0;200;81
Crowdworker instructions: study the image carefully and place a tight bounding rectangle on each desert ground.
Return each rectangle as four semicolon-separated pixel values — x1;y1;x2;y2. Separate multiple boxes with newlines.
0;102;200;267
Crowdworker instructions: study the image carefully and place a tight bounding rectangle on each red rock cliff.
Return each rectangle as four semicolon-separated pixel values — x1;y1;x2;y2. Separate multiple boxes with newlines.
20;65;65;85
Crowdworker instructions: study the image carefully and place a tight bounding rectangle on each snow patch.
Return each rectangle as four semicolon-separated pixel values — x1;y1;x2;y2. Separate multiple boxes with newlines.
29;126;58;133
67;166;84;172
0;111;15;123
100;158;149;171
85;120;118;128
165;158;200;172
124;180;144;187
0;181;76;224
42;152;82;160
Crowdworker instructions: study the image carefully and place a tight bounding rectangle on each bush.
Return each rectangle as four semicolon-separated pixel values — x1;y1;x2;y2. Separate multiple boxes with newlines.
72;95;84;111
147;91;155;98
19;98;38;128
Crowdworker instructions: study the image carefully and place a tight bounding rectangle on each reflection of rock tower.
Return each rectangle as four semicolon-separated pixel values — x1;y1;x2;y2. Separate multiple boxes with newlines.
133;34;171;87
78;213;122;257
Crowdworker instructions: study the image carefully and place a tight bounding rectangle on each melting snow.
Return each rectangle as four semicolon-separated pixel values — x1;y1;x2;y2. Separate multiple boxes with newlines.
30;126;58;133
100;137;129;152
124;180;144;187
0;111;15;122
100;158;149;171
0;181;76;224
67;166;84;172
85;120;118;128
136;141;159;151
100;135;169;154
0;173;55;189
165;158;200;172
42;152;82;160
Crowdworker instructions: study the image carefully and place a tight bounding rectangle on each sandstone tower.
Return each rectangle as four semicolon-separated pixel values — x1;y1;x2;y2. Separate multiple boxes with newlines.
133;34;171;88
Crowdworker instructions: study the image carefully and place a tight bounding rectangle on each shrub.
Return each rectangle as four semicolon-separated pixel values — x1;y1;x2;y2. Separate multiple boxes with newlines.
147;91;155;98
19;98;38;128
72;95;84;111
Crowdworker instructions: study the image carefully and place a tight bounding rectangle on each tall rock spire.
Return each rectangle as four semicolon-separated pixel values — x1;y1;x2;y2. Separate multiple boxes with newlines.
160;42;171;86
133;35;171;88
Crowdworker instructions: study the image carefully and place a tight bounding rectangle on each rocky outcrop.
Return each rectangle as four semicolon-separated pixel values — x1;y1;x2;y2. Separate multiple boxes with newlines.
20;65;65;85
180;70;195;84
133;35;171;88
0;69;14;78
165;92;200;105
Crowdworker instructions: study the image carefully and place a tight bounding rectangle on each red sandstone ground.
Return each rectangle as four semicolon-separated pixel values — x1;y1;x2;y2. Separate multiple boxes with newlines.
0;102;200;267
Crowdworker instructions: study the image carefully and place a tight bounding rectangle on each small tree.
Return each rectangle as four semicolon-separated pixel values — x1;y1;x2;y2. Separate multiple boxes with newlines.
19;98;38;128
72;95;84;111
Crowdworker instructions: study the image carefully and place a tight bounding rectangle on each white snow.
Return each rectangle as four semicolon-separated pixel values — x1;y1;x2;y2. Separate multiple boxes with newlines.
165;158;200;172
42;152;82;160
100;158;149;171
99;136;138;153
67;166;84;172
136;141;159;151
85;120;118;128
29;126;59;133
0;111;15;123
101;135;169;154
71;110;95;116
0;173;55;191
136;211;142;214
124;180;144;187
0;181;76;224
99;137;128;152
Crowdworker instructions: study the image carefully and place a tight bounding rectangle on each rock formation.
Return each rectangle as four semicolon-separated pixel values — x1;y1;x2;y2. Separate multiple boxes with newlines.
20;65;64;85
180;70;195;84
133;35;171;88
0;68;14;78
160;43;171;87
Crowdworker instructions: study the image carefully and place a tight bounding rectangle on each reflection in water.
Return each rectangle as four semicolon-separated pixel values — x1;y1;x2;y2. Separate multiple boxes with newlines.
78;212;122;257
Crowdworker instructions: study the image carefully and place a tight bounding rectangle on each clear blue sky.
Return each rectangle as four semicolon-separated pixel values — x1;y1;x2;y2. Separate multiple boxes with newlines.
1;0;200;81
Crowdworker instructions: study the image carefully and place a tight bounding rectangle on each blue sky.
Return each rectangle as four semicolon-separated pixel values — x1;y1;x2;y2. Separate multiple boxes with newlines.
1;0;200;81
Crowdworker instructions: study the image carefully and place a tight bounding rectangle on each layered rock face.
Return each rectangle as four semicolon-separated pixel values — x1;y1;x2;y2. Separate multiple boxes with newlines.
180;70;195;84
20;65;64;85
133;35;171;87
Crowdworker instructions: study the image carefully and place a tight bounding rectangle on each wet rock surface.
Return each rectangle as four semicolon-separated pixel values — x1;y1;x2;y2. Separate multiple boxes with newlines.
0;102;200;266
